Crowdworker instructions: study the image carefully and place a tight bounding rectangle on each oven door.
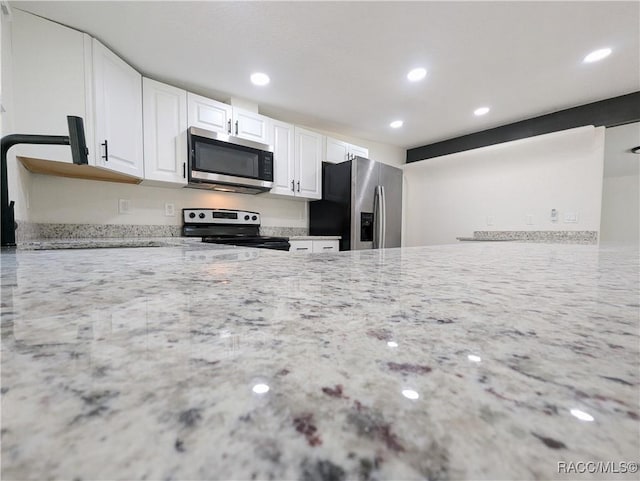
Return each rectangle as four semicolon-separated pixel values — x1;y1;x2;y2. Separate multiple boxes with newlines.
188;127;273;191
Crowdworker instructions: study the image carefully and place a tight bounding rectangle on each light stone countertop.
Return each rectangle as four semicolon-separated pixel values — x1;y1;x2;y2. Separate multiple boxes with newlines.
289;236;341;241
1;242;638;480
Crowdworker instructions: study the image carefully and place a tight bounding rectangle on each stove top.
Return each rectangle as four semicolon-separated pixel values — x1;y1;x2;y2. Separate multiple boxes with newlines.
182;208;290;251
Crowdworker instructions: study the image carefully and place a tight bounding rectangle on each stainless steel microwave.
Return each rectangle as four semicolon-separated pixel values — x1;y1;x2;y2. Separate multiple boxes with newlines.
187;127;274;194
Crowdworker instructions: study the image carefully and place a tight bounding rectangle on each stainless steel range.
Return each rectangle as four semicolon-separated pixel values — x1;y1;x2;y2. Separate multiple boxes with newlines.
182;208;290;251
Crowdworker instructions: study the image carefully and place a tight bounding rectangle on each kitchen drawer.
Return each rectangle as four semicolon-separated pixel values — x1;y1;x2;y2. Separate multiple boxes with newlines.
289;240;313;253
312;240;339;253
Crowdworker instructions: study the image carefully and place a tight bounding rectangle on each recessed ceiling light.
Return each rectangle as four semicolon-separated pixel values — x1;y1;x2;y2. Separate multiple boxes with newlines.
407;68;427;82
583;48;612;63
474;107;490;116
390;120;403;128
250;72;270;86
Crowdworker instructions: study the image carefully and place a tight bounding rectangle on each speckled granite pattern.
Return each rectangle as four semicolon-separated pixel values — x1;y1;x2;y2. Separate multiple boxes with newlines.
260;226;308;237
1;243;638;480
16;223;307;241
17;237;203;250
473;230;598;244
16;222;182;240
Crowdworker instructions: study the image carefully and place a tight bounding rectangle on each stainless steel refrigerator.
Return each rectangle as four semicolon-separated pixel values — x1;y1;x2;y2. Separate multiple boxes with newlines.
309;157;402;250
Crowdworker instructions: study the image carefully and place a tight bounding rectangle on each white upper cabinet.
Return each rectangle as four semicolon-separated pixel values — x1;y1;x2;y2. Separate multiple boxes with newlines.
187;92;232;134
186;93;269;144
294;127;322;200
348;143;369;159
10;10;91;163
92;40;144;178
10;11;143;178
232;108;269;144
269;124;322;200
324;136;369;163
142;78;188;185
269;119;296;196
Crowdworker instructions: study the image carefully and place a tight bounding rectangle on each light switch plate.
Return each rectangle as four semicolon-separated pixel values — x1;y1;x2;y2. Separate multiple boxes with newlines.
564;212;578;223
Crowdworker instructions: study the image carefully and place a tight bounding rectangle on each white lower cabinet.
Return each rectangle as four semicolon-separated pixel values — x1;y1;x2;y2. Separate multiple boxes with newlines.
289;239;339;253
142;78;188;185
289;240;313;253
312;240;339;253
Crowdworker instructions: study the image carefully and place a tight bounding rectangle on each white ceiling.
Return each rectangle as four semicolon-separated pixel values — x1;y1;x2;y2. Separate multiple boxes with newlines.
11;1;640;150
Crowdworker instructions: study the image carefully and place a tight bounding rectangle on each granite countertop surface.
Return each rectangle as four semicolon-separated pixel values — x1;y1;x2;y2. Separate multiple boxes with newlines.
1;242;638;480
289;236;342;241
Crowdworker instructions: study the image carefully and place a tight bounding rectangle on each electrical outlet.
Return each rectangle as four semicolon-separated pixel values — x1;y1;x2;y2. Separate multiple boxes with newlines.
525;214;534;225
118;199;131;214
550;208;558;223
486;216;494;226
165;203;175;217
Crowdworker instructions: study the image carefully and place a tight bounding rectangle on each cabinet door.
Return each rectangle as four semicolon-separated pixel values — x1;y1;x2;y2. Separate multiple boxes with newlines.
289;240;313;253
349;144;369;160
269;120;296;197
142;78;188;185
312;240;339;253
294;127;322;200
324;137;349;164
92;40;144;177
233;108;269;144
187;92;231;134
11;10;92;164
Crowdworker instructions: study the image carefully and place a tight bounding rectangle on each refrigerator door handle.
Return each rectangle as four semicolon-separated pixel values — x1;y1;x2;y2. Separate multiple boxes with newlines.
373;185;384;249
380;185;386;249
373;186;379;249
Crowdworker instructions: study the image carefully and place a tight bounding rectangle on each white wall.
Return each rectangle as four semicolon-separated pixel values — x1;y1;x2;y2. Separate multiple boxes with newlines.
599;122;640;244
28;176;308;227
600;176;639;243
1;9;31;222
403;126;605;246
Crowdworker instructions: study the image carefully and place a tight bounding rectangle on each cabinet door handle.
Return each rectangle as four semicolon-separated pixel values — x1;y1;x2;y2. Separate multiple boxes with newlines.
291;180;295;192
183;162;186;179
227;119;232;134
323;246;333;250
296;247;309;251
101;140;108;161
235;121;239;135
297;181;300;192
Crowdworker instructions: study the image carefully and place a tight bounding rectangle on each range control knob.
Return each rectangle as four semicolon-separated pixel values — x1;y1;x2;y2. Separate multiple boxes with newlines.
189;212;196;219
244;215;250;221
199;213;205;219
251;215;258;221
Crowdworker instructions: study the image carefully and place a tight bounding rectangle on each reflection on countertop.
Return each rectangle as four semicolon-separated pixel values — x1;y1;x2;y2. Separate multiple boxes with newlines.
1;242;638;480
